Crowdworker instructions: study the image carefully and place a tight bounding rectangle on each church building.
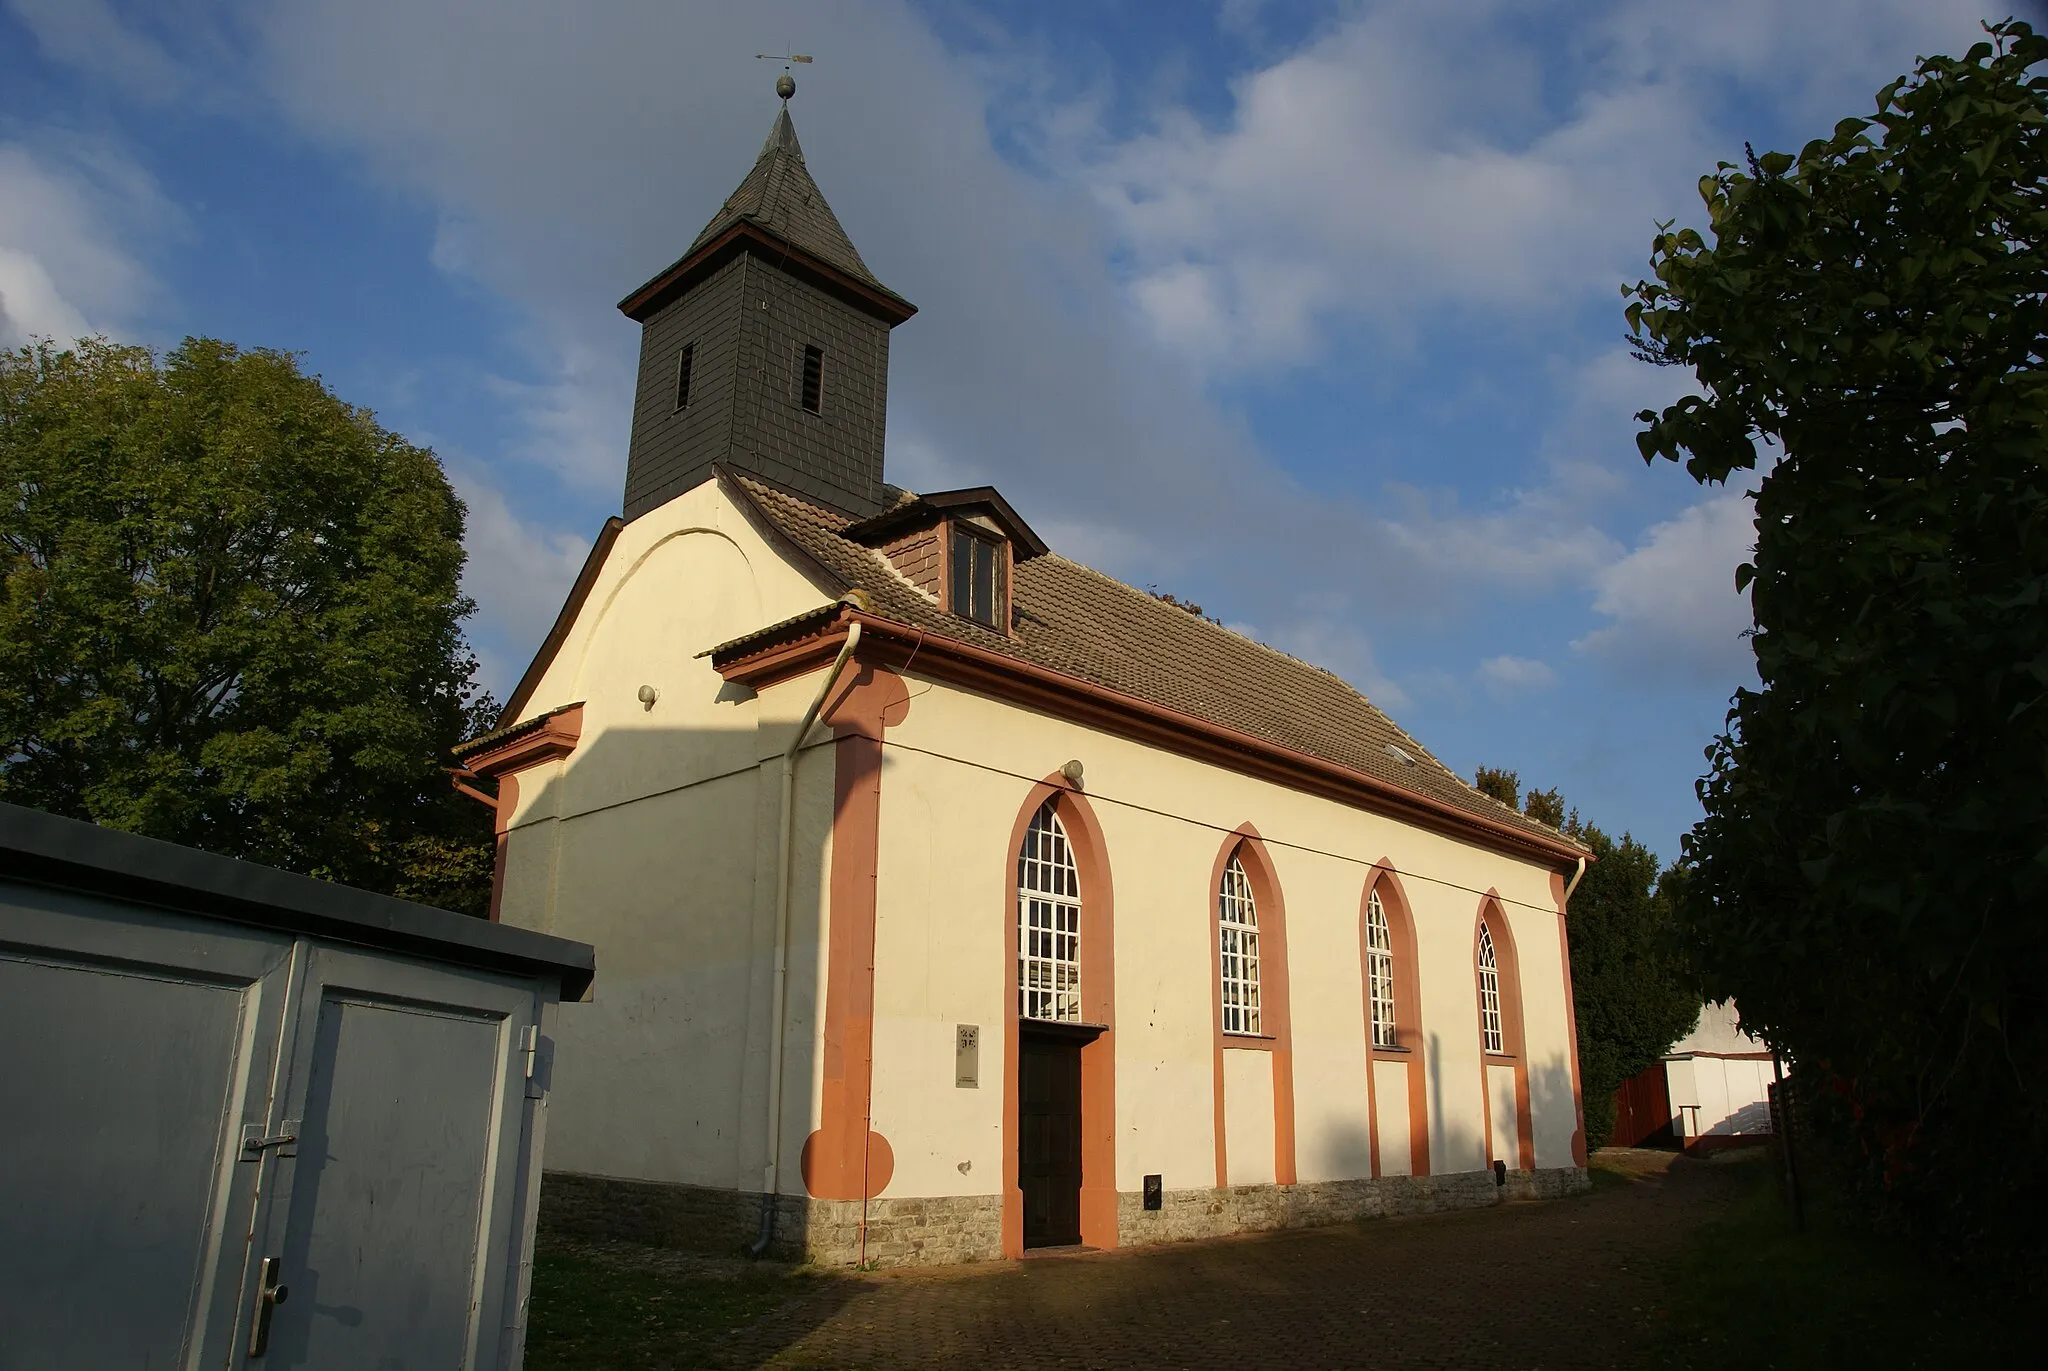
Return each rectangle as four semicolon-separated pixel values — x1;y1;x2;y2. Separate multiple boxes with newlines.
457;81;1594;1266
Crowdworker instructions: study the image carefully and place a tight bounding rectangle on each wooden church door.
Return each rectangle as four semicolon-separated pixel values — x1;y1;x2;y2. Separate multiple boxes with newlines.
1018;1031;1083;1247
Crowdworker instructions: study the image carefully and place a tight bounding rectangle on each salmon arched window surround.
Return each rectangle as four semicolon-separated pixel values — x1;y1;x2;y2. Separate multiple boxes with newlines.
1474;897;1536;1172
1207;828;1296;1188
1000;778;1117;1257
1360;865;1429;1178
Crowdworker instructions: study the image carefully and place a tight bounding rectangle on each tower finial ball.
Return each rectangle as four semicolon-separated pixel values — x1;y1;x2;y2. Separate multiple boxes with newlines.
776;71;796;100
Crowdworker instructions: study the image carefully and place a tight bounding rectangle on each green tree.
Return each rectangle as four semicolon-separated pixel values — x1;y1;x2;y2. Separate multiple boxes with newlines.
1480;771;1698;1151
1625;22;2048;1240
1473;766;1520;809
0;337;495;913
1568;830;1698;1151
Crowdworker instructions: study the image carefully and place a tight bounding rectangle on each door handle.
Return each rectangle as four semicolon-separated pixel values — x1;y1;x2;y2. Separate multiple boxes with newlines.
248;1255;290;1357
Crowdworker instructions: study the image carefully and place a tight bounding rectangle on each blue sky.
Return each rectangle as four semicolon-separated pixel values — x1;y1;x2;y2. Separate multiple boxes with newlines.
0;0;2014;860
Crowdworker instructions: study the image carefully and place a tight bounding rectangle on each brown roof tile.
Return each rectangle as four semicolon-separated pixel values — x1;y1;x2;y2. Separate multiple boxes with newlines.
725;474;1580;853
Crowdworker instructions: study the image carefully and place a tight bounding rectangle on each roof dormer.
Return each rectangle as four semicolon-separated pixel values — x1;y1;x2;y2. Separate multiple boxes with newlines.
846;486;1047;635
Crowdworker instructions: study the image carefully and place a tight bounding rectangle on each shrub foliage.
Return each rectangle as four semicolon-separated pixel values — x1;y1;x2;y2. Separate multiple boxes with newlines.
1625;23;2048;1241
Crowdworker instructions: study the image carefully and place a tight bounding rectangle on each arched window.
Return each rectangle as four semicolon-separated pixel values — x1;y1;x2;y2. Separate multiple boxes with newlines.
1366;890;1397;1049
1218;853;1262;1035
1477;921;1505;1054
1018;800;1081;1021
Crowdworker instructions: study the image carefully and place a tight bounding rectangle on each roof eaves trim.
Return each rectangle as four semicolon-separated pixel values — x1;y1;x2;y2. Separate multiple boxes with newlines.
716;611;1591;869
454;701;585;771
618;221;917;326
0;801;595;999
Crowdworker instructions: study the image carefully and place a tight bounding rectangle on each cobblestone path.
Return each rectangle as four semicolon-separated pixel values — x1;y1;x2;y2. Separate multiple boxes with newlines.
675;1153;1741;1369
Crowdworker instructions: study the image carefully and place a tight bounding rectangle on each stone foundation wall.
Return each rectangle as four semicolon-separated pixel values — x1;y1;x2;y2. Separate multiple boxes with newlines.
537;1172;1004;1266
539;1166;1589;1268
1117;1166;1588;1248
802;1194;1006;1267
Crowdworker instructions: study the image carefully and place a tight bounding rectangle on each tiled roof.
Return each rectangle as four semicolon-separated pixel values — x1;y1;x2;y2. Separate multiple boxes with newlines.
726;474;1581;853
453;701;582;761
686;107;889;296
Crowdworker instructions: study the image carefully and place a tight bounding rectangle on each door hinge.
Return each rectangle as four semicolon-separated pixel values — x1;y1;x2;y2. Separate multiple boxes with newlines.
522;1025;544;1099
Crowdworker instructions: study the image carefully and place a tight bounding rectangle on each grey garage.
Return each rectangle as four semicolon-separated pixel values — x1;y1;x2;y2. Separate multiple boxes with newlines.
0;801;595;1369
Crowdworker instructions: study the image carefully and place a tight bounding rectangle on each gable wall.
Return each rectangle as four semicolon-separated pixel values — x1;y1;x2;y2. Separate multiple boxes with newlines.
494;476;844;1190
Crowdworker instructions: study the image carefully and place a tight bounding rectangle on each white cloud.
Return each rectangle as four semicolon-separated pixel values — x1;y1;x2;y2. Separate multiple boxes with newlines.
7;0;1975;717
1478;654;1557;692
0;138;167;347
448;465;596;694
3;0;189;102
1574;488;1756;682
1070;0;1991;369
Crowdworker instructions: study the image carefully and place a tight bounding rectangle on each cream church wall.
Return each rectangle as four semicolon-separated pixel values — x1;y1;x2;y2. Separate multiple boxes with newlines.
1266;840;1374;1185
493;478;849;1193
863;673;1581;1209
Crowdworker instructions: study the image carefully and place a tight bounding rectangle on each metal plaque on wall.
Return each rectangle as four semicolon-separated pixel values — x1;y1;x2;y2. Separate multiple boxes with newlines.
955;1024;979;1088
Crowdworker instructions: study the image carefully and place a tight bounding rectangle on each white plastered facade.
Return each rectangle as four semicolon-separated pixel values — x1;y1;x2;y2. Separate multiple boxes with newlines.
490;474;1589;1261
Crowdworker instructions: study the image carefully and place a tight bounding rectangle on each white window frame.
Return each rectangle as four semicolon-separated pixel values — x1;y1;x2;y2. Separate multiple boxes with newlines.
1367;890;1398;1050
1018;801;1081;1022
1478;921;1505;1055
1218;853;1262;1036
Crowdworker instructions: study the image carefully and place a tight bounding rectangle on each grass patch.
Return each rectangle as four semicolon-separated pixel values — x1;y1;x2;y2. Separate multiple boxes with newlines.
1655;1153;2039;1368
523;1250;800;1370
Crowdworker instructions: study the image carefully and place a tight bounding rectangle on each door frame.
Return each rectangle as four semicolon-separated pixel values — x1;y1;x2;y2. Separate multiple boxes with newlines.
1000;778;1118;1258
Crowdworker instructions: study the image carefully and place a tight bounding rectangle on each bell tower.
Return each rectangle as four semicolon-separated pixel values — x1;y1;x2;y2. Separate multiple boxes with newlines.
616;76;916;520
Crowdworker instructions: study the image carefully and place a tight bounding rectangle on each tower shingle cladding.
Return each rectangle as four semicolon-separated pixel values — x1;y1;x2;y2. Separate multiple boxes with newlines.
620;105;902;522
625;256;893;520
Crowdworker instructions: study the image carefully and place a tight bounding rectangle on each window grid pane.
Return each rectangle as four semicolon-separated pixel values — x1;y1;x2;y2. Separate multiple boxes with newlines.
1367;891;1398;1050
1218;855;1261;1036
1018;801;1081;1022
1477;922;1505;1054
950;528;1005;629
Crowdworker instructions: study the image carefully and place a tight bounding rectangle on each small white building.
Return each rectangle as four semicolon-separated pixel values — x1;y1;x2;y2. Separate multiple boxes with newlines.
1666;1002;1776;1148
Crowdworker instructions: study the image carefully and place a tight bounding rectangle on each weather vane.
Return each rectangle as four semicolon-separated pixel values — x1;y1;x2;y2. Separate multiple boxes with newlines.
754;49;812;101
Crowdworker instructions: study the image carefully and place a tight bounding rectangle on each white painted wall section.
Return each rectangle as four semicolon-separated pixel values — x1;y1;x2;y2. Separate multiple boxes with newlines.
1374;1060;1413;1177
1222;1048;1277;1186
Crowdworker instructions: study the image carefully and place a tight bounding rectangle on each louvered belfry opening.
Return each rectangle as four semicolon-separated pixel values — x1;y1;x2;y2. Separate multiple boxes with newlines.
616;96;917;522
801;344;824;414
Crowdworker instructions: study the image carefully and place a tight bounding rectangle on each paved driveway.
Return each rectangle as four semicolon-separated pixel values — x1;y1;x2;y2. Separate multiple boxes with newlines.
659;1153;1743;1370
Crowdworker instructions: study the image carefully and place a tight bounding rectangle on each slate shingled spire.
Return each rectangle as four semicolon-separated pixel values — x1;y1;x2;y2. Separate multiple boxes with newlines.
681;107;889;296
615;91;916;521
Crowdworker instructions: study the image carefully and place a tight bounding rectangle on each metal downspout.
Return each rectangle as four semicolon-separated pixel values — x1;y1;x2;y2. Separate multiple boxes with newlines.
749;600;865;1258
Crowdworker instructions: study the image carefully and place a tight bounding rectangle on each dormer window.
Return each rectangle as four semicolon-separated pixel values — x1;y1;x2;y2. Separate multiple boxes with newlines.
846;486;1043;631
949;523;1006;630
